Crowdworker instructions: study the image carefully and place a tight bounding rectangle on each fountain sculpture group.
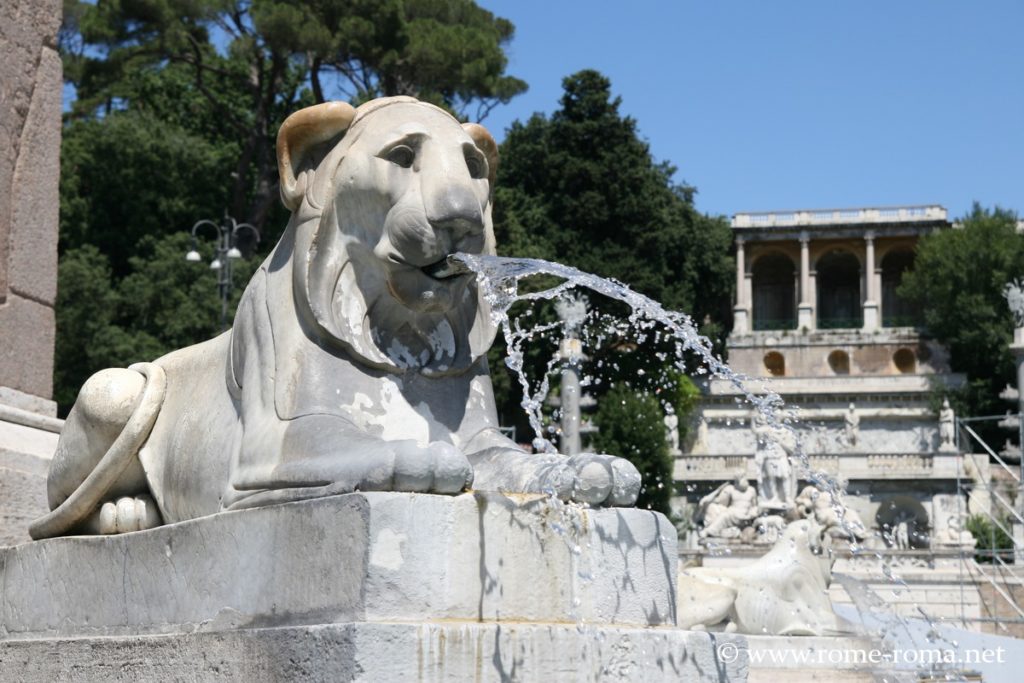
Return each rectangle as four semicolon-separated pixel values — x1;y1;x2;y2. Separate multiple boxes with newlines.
0;96;855;680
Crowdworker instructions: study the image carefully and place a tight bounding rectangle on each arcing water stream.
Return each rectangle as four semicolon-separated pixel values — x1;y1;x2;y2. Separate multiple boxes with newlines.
453;253;979;676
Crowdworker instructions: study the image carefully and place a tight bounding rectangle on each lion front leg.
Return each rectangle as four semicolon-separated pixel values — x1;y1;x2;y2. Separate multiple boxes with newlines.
227;414;474;508
465;430;641;506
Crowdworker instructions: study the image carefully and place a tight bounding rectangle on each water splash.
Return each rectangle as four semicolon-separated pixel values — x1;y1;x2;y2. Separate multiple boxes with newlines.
458;252;867;544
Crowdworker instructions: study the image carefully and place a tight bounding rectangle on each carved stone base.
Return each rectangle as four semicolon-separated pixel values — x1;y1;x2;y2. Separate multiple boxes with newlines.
2;491;680;635
0;622;747;682
0;492;747;680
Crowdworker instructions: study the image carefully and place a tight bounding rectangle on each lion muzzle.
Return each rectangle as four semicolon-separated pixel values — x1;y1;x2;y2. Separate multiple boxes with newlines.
422;253;472;280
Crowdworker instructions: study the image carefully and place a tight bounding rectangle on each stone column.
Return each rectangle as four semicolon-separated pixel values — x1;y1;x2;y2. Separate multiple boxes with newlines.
559;338;583;456
0;0;64;546
862;232;879;331
733;238;750;334
797;233;814;330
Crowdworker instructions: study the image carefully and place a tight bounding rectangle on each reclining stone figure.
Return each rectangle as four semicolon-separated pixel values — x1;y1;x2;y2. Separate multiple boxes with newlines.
32;97;641;539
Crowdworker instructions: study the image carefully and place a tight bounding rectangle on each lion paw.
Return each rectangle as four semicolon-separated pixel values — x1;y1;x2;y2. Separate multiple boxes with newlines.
90;495;163;535
471;449;641;507
543;453;640;506
391;440;474;494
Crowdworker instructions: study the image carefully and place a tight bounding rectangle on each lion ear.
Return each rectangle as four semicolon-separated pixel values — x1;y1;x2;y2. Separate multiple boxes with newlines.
462;123;499;189
277;101;357;210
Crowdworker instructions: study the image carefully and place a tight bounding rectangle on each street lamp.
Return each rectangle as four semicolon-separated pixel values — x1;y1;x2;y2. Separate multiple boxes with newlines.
185;214;261;331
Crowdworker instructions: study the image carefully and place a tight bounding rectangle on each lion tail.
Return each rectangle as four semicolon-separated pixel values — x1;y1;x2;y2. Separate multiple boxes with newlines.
28;363;167;540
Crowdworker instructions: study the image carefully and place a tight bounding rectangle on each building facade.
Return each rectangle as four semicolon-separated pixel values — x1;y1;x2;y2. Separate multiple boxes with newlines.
675;205;984;552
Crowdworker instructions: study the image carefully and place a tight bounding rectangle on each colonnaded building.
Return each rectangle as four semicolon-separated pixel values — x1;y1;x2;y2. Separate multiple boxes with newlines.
672;205;1024;630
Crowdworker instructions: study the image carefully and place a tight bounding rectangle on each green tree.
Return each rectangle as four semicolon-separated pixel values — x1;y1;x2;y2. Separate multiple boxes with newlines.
591;384;672;514
490;70;733;437
496;70;732;317
55;0;526;412
63;0;526;228
899;204;1024;422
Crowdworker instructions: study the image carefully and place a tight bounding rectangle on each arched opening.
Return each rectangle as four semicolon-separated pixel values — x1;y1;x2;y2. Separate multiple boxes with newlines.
752;253;796;331
763;351;785;376
893;348;916;374
876;496;930;549
828;349;850;375
817;250;862;329
881;249;922;327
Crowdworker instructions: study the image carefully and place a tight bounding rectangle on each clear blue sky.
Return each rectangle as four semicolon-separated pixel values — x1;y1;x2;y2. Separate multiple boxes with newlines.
477;1;1023;221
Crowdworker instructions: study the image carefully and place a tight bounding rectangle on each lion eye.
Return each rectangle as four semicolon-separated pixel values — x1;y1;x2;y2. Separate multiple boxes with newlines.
465;153;486;180
386;145;415;169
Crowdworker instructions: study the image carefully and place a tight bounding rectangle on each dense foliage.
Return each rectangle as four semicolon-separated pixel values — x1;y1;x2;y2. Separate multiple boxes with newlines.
591;384;673;514
489;70;734;446
55;0;525;412
899;204;1024;424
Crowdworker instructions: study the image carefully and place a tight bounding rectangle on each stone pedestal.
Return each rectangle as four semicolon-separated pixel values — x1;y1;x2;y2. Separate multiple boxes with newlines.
734;306;750;335
797;303;814;330
861;301;879;332
0;389;59;546
0;491;747;681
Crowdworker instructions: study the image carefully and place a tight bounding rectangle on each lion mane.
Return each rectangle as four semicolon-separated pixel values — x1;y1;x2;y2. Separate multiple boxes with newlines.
273;96;499;376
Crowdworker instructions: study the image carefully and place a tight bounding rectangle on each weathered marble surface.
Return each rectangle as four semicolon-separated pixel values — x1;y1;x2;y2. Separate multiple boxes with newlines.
0;0;61;401
4;492;677;639
0;622;747;683
1;492;748;681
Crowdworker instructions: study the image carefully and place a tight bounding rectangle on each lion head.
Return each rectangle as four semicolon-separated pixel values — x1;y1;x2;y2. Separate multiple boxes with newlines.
274;97;500;376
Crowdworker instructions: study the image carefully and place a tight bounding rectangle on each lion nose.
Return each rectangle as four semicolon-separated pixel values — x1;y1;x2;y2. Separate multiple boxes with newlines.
425;183;484;242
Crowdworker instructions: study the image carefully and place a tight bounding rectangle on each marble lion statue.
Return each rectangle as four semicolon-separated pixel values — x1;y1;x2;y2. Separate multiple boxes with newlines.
677;519;842;635
31;96;641;539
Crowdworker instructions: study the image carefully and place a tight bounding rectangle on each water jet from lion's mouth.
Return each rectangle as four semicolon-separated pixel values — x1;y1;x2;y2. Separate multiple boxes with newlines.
422;254;472;280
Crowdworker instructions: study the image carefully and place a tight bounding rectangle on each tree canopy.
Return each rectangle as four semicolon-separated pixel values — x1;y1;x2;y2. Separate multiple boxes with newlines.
489;70;734;443
62;0;526;230
55;0;525;412
899;204;1024;422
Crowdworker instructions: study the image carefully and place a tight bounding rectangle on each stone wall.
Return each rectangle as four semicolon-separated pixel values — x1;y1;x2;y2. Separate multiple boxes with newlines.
0;0;62;406
0;0;63;548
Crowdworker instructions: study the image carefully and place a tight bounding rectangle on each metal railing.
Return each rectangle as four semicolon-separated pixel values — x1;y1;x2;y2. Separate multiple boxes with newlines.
955;414;1024;632
752;317;798;331
817;316;863;330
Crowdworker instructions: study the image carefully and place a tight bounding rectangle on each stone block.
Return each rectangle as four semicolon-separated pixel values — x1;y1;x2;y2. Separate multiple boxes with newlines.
0;492;678;639
0;448;49;547
0;386;57;416
0;0;61;402
6;44;61;305
0;294;54;399
0;622;747;683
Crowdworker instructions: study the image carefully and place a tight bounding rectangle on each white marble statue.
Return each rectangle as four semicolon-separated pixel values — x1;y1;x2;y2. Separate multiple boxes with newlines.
844;402;860;450
1004;279;1024;328
663;410;681;455
697;477;758;539
938;397;957;452
794;484;868;541
690;415;709;454
933;514;977;549
31;97;642;539
678;519;842;635
751;411;795;509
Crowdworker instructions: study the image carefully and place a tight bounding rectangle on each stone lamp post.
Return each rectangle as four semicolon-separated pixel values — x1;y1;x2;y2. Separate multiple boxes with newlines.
555;295;588;456
185;215;261;331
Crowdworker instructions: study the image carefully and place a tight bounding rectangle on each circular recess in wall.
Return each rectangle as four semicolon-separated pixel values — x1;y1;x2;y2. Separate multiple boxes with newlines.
827;350;850;375
763;351;785;376
893;348;916;374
